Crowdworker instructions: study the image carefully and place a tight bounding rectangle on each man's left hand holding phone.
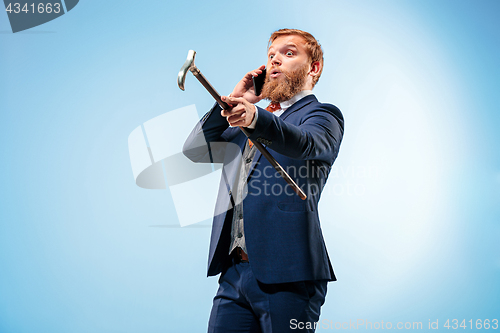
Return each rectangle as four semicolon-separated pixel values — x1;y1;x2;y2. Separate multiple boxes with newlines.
221;65;266;128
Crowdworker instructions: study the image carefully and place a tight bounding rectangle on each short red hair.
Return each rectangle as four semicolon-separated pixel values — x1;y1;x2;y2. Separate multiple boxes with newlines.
268;28;324;87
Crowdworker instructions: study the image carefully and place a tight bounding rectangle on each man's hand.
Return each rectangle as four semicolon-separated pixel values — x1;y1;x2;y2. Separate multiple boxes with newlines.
221;96;256;128
230;65;266;104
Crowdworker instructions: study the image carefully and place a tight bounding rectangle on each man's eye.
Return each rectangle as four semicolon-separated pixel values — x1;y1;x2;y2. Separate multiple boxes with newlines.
269;54;274;59
286;51;293;56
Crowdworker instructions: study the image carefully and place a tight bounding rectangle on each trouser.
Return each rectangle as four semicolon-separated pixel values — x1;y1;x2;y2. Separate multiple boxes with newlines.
208;257;328;333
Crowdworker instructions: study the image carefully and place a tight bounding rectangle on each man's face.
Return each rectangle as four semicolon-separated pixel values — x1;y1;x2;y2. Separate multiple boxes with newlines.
261;35;312;103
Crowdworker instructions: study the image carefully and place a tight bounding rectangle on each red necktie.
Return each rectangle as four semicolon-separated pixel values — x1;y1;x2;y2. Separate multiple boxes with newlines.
266;102;281;112
249;102;281;148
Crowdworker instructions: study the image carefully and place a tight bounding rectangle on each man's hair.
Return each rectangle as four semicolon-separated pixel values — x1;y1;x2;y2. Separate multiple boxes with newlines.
268;28;324;87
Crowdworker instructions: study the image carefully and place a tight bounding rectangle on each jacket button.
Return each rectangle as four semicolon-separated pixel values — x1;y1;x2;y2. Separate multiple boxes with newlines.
237;233;243;238
229;190;232;196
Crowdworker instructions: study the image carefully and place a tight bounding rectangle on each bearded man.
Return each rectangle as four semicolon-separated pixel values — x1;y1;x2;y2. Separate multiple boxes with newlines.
183;28;344;333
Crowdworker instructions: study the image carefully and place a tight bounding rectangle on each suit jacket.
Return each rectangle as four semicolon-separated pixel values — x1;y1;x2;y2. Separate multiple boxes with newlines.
183;94;344;284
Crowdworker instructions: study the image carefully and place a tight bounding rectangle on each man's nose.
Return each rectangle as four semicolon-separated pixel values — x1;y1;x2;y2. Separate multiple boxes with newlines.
271;54;282;66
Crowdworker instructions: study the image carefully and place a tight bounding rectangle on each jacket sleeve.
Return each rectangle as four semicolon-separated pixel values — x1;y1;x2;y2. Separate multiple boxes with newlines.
182;103;235;163
247;103;344;164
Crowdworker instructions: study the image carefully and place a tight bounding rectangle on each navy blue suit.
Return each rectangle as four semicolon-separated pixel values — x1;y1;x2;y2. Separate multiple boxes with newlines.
183;94;344;332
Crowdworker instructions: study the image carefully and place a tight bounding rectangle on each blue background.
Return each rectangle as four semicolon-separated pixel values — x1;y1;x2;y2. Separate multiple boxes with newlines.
1;0;499;331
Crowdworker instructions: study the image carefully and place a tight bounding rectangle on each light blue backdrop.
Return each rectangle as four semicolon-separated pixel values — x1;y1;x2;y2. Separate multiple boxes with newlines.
1;0;499;332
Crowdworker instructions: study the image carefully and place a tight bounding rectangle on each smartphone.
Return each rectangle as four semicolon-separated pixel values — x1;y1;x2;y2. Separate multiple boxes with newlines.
252;68;266;96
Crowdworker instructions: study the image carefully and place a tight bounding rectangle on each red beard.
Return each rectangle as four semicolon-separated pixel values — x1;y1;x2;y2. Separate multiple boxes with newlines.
261;64;309;103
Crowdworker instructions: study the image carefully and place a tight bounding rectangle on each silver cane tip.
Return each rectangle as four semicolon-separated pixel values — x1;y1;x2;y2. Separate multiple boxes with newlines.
177;50;196;91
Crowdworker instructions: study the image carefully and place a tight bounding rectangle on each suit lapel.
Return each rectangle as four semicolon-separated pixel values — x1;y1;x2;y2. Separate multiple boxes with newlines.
280;94;316;121
247;148;263;180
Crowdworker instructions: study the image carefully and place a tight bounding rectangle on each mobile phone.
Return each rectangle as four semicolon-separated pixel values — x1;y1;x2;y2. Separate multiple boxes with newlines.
252;68;266;96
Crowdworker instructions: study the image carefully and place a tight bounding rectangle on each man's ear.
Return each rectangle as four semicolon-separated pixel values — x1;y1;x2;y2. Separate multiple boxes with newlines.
309;61;322;77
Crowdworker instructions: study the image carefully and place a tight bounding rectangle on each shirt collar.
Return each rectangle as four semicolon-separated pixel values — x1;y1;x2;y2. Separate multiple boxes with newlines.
279;90;313;110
